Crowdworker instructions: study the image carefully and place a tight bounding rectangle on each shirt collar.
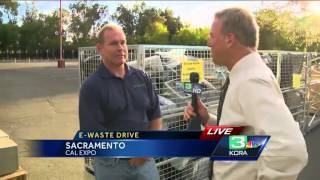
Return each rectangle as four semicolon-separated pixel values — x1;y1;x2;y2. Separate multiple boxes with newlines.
98;63;133;79
229;52;262;81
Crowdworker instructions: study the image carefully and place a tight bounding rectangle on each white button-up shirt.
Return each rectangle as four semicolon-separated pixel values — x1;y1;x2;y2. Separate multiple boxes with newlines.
213;52;308;180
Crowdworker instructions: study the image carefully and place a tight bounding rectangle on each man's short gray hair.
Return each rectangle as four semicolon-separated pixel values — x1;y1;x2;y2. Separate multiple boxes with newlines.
96;24;124;44
215;8;259;48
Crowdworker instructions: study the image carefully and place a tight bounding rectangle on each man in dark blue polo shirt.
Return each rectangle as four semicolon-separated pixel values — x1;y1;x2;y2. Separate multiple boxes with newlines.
79;24;162;180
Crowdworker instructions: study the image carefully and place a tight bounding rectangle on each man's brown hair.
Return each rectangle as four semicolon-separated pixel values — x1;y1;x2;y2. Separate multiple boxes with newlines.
215;8;259;48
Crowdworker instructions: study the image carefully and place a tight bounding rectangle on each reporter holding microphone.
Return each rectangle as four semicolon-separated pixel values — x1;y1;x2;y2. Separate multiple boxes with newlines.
184;7;308;180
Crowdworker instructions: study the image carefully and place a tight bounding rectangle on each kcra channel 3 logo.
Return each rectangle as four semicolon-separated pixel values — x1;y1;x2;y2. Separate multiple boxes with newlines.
228;135;260;156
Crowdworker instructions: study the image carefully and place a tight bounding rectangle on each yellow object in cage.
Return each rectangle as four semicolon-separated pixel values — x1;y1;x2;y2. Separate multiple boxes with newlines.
293;74;302;89
181;59;204;83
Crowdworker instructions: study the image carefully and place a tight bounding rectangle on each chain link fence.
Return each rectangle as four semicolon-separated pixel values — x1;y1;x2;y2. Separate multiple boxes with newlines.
79;45;319;179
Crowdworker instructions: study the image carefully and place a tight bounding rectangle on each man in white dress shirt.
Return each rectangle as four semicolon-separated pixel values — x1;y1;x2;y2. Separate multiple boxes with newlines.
184;7;308;180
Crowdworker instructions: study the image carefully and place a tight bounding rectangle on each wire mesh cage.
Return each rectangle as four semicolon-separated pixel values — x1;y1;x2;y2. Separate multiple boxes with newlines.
156;111;211;180
306;53;320;131
78;45;314;179
259;51;309;129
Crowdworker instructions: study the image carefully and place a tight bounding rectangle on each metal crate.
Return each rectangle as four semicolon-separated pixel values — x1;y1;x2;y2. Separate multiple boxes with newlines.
305;54;320;132
259;51;310;130
157;111;212;180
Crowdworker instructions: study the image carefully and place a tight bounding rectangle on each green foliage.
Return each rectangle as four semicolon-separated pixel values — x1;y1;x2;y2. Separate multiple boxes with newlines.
0;0;18;24
112;4;138;43
112;2;184;44
0;23;19;49
18;5;68;52
298;14;320;51
161;9;183;38
143;22;169;44
112;2;146;44
1;2;320;57
69;1;108;47
19;5;43;51
171;27;209;45
256;9;320;51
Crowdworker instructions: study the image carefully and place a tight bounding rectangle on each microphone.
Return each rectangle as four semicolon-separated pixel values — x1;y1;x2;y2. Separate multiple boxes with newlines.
187;72;202;130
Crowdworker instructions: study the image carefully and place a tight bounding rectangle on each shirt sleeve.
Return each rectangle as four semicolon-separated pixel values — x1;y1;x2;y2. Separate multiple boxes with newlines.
79;82;104;130
145;74;161;121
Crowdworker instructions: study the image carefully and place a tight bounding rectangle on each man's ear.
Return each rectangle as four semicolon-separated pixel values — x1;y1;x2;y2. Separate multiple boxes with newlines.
224;33;235;48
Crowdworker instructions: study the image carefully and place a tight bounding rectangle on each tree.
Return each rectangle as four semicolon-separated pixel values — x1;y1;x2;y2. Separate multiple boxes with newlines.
112;4;140;43
41;10;69;51
0;23;19;49
136;7;164;41
113;2;184;44
69;1;108;47
143;22;169;44
171;27;209;46
0;0;18;24
256;8;320;51
160;9;183;40
19;2;43;53
256;9;296;50
18;3;70;58
296;14;320;51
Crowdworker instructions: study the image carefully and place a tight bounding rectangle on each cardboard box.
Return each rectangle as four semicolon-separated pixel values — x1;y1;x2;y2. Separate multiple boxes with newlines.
0;138;19;176
311;68;320;81
0;166;27;180
0;129;9;139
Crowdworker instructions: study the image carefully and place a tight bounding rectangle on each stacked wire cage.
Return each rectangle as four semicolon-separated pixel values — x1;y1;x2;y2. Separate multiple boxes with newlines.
259;51;309;130
79;45;313;179
306;52;320;131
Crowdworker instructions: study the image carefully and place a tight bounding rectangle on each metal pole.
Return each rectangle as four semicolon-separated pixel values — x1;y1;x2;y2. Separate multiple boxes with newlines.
58;0;65;68
303;52;312;134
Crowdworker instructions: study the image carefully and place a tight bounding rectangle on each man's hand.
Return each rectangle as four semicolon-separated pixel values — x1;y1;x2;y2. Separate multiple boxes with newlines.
129;157;150;167
183;97;210;125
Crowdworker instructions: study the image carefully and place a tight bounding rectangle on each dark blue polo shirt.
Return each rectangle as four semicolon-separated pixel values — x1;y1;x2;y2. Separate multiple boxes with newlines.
79;63;161;131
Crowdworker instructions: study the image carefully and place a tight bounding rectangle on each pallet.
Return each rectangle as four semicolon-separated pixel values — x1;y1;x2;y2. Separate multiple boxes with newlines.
0;167;27;180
